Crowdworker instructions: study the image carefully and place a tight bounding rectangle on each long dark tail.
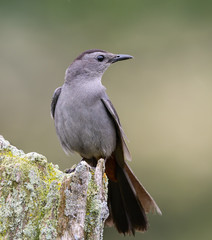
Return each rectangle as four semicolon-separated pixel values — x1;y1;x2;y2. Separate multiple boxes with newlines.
107;164;147;234
105;157;161;235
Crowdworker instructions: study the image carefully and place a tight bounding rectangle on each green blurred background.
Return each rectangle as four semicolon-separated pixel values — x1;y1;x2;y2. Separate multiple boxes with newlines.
1;0;212;239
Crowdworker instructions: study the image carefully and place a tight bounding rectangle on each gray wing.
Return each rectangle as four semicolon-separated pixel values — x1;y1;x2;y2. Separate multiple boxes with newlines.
101;98;131;162
51;87;62;119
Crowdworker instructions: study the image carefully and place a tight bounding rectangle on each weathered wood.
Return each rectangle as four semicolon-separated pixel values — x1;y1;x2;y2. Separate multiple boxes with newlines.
0;136;109;240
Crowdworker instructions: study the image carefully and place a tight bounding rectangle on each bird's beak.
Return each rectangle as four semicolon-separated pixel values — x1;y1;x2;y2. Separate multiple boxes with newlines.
110;54;133;63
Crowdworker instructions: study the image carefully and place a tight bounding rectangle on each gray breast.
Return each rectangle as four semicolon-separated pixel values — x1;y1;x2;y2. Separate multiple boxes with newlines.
54;83;116;159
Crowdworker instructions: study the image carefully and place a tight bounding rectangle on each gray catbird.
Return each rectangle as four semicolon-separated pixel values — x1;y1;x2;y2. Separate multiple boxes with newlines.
51;49;161;235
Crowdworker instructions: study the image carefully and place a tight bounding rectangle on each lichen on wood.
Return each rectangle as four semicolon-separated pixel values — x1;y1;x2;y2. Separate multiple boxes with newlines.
0;136;109;240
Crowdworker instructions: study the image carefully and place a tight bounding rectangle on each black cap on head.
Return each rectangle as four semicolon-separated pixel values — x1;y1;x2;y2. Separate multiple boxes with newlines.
75;49;107;61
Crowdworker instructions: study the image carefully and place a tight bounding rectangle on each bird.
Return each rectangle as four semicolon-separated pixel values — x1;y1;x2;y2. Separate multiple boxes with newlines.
51;49;161;235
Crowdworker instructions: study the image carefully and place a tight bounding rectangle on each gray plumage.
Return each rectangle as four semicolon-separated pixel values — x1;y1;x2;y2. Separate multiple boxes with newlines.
51;50;131;162
51;49;161;235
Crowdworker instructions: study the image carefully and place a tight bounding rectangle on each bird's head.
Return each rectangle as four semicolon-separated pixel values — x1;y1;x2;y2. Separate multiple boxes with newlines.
65;49;133;82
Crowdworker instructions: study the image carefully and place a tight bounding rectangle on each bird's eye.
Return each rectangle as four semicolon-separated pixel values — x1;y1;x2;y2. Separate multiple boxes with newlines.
97;55;105;62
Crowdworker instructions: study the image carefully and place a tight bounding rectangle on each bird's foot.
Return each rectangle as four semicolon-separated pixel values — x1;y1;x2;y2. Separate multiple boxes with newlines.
81;157;97;167
64;164;77;174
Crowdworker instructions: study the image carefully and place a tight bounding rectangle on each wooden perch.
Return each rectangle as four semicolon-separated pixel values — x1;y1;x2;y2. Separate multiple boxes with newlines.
0;136;109;240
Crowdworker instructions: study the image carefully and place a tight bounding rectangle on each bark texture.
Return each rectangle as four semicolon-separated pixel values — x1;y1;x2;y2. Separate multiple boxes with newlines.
0;136;109;240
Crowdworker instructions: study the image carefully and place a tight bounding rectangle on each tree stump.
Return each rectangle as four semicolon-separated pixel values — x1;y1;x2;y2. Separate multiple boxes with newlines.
0;136;109;240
